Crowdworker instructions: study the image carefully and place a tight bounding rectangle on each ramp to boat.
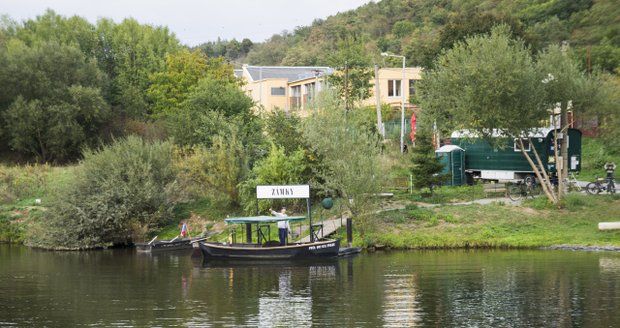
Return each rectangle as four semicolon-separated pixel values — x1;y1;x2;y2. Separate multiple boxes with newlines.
297;218;344;243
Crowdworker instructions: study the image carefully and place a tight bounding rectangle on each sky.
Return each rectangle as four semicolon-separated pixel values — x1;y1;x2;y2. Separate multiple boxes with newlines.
0;0;373;46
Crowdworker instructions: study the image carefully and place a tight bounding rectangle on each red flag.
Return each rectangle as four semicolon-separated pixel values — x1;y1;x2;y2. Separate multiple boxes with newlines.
410;113;417;142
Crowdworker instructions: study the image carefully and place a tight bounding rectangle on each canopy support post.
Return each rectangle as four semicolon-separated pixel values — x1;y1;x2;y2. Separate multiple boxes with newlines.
245;223;252;243
307;197;313;242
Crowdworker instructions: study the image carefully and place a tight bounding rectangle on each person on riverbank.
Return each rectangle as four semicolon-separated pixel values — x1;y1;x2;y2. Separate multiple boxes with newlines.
605;162;616;192
270;207;290;245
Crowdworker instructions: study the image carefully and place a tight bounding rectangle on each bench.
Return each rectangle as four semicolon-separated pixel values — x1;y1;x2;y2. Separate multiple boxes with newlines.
599;222;620;231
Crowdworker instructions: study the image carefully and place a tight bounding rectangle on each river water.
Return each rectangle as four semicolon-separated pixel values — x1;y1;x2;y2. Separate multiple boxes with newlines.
1;245;620;327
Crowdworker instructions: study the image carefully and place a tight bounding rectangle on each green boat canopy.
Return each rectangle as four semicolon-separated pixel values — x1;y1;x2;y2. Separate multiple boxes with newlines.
224;215;306;225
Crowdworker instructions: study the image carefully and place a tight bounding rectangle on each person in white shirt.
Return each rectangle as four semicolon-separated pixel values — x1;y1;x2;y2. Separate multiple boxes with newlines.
270;207;290;245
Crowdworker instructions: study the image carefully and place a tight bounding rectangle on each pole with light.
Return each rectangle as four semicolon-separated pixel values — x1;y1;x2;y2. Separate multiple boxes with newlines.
381;52;406;153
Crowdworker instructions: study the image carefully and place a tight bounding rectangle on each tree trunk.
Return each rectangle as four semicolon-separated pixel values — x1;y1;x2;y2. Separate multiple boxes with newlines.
553;127;562;200
519;139;558;204
560;102;569;195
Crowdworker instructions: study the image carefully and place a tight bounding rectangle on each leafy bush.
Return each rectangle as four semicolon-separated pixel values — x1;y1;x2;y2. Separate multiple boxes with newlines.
239;144;308;213
27;136;179;249
0;214;25;242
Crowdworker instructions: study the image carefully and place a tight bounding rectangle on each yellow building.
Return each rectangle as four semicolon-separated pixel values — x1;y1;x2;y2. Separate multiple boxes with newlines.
236;65;422;115
237;65;333;114
361;67;423;110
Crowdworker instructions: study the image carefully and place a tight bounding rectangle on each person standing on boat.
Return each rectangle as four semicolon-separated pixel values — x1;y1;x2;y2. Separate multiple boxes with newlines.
270;207;290;245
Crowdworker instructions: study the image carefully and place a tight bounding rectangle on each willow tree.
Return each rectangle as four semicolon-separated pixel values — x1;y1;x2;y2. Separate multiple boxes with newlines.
419;26;559;203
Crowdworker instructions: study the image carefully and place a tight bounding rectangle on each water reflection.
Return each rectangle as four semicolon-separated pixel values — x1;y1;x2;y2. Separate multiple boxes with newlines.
382;273;421;327
2;245;620;327
194;258;341;327
258;270;312;327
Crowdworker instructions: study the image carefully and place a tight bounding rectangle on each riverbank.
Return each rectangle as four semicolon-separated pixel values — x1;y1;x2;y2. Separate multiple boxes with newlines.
335;192;620;250
2;163;620;251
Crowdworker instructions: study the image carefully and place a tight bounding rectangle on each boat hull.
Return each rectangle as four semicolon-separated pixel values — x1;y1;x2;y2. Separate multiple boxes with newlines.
135;239;193;252
199;239;340;259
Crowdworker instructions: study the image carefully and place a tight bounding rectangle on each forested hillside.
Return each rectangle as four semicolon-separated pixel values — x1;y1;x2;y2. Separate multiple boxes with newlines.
242;0;619;74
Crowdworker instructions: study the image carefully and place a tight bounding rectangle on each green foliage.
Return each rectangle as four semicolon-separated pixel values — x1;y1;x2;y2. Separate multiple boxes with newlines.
419;25;545;140
263;110;305;155
392;20;415;38
239;144;308;213
410;129;445;193
27;137;179;249
0;213;25;243
0;164;51;203
580;137;620;180
326;36;374;109
166;77;256;147
147;50;237;116
593;74;620;154
241;0;619;78
560;193;591;211
94;18;181;118
197;38;254;62
301;101;383;235
0;40;110;162
177;131;251;208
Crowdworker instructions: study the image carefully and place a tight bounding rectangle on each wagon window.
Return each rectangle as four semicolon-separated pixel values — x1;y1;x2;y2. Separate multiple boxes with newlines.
514;138;531;152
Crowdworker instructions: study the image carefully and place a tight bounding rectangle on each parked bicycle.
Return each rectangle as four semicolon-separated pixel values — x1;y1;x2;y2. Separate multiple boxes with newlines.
508;180;541;201
586;177;616;195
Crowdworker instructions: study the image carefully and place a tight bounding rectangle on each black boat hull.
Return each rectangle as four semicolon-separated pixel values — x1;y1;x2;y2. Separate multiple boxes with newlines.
199;239;340;259
135;239;193;252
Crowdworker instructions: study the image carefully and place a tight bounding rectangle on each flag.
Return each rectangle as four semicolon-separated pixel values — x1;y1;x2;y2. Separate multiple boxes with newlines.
181;223;189;238
410;113;417;142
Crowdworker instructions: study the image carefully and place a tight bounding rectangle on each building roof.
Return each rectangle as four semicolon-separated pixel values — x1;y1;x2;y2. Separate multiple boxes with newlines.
436;145;464;153
451;128;554;139
233;69;243;78
243;65;334;83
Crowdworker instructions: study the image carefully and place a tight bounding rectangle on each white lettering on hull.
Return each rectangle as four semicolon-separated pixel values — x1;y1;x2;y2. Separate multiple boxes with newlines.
309;243;336;250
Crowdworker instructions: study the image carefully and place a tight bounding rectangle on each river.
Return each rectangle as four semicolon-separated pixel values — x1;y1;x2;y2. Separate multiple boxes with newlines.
1;245;619;327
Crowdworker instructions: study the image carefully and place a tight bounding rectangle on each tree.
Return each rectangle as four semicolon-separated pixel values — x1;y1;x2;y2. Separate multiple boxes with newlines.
536;44;599;197
410;128;445;193
0;40;109;162
239;144;308;213
301;99;383;235
326;36;374;110
148;50;209;114
419;26;558;202
94;18;180;118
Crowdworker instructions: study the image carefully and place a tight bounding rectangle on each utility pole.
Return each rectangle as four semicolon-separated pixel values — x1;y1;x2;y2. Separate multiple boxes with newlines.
344;61;349;111
374;64;384;138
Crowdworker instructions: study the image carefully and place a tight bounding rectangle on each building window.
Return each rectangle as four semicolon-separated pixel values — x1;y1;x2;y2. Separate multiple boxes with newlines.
305;82;316;103
388;80;401;97
409;79;417;96
271;87;285;96
290;85;301;110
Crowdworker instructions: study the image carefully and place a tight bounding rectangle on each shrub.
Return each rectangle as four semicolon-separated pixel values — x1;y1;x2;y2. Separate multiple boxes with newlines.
27;136;179;249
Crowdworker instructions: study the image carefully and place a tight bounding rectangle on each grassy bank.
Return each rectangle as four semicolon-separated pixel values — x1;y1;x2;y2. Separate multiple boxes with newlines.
0;164;75;243
337;192;620;249
2;136;619;249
